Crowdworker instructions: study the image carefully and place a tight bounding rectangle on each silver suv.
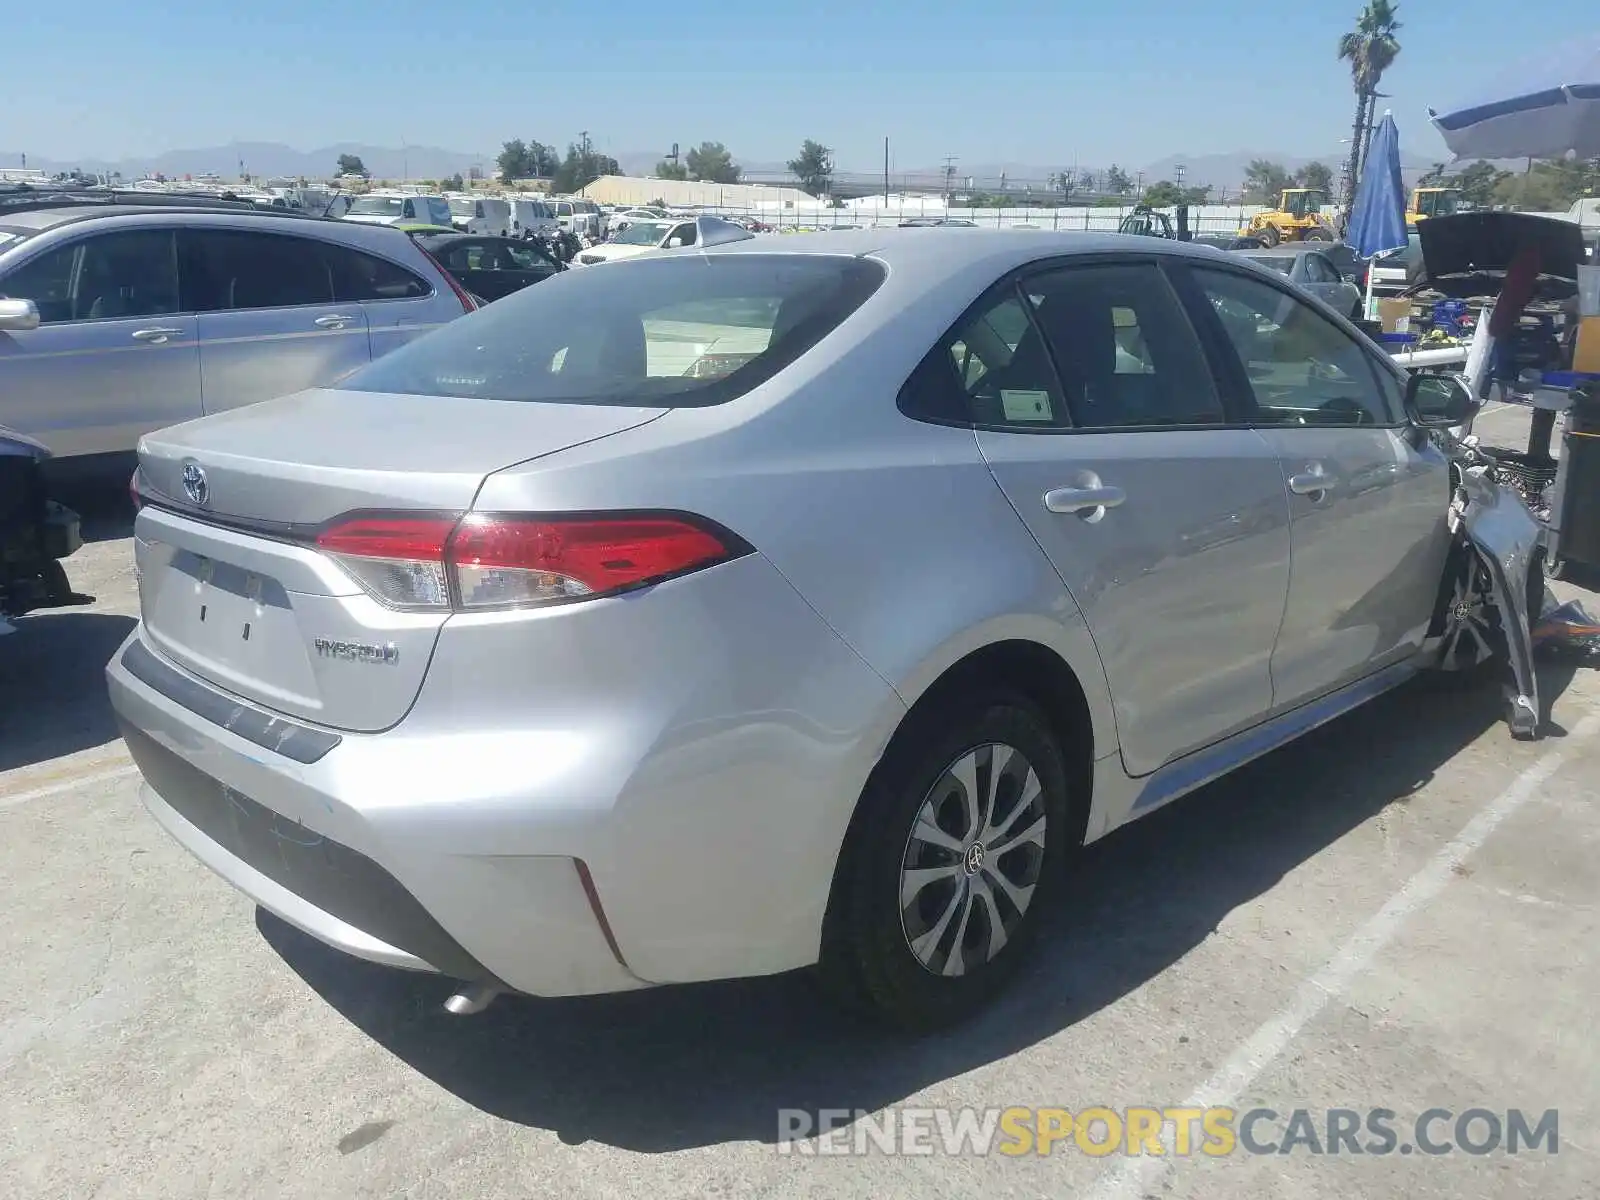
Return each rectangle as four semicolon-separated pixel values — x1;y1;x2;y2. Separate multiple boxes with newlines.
0;197;473;468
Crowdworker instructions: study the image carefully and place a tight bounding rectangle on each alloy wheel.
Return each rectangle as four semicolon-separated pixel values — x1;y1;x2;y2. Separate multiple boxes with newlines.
898;743;1048;977
1438;550;1498;670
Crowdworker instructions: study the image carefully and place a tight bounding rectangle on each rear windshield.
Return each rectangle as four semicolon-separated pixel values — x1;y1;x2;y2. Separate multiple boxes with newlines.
1246;256;1296;275
342;253;886;407
347;196;405;215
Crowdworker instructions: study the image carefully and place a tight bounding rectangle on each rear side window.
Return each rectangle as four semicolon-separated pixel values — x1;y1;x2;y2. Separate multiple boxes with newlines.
180;230;333;310
342;253;885;407
323;243;431;302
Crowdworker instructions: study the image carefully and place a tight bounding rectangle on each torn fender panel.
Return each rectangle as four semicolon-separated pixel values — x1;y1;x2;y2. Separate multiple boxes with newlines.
1455;465;1543;737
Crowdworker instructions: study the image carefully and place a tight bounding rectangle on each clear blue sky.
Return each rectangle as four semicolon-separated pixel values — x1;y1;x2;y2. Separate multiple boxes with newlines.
9;1;1591;171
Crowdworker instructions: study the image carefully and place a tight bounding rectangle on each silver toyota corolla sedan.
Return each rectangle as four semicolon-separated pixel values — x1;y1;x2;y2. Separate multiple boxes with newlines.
107;230;1481;1030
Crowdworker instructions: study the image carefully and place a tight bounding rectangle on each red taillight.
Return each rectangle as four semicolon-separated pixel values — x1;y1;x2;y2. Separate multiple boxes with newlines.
129;470;143;511
415;245;479;314
315;514;456;609
312;511;745;610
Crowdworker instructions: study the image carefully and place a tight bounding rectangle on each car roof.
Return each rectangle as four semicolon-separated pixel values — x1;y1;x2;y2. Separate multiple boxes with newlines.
701;227;1236;276
1244;244;1337;257
0;205;424;255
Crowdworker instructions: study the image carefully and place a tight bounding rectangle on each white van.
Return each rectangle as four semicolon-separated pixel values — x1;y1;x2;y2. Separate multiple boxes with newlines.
342;192;454;228
550;198;603;239
448;196;512;236
508;197;559;239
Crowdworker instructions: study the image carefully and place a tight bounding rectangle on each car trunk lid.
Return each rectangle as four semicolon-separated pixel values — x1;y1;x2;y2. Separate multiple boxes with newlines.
134;389;665;732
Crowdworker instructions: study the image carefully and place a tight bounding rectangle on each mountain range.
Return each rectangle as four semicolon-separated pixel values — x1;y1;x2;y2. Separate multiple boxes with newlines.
4;141;1443;189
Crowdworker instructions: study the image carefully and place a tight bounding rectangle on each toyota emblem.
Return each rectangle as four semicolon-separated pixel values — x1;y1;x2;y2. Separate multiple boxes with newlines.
180;461;209;508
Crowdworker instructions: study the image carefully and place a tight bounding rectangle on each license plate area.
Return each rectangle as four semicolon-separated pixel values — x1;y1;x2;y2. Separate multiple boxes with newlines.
142;546;322;711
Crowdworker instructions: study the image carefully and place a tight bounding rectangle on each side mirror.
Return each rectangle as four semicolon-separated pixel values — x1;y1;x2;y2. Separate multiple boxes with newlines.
0;299;40;331
1405;370;1477;428
665;237;686;249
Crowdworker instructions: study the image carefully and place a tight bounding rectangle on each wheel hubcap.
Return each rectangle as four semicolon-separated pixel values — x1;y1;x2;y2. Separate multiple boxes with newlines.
1439;554;1496;670
898;743;1048;977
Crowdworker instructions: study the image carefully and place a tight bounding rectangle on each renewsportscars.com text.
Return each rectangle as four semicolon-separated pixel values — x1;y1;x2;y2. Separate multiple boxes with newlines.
776;1106;1559;1157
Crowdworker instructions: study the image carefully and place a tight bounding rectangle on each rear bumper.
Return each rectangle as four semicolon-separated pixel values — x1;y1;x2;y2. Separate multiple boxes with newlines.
109;659;643;996
106;553;904;996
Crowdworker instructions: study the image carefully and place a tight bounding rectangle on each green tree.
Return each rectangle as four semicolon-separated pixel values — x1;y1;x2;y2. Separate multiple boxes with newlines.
1295;161;1335;194
552;144;621;194
1140;180;1186;207
1452;160;1509;206
1417;161;1449;187
1338;2;1402;202
1134;182;1211;207
528;141;559;178
686;141;741;184
336;153;368;178
1104;165;1133;196
655;159;689;181
444;172;465;191
1244;159;1294;205
1493;159;1599;211
497;139;530;183
787;139;833;197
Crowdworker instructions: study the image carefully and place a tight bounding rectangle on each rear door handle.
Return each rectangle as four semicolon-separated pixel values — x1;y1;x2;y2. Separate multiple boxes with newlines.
131;327;183;343
1287;469;1339;497
313;314;359;329
1044;485;1126;516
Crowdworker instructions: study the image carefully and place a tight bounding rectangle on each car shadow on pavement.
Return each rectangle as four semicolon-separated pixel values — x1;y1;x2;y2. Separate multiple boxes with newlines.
260;668;1577;1153
0;611;136;771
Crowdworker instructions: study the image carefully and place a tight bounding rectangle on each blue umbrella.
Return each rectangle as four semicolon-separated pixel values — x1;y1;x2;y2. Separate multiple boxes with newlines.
1430;39;1600;160
1346;111;1408;260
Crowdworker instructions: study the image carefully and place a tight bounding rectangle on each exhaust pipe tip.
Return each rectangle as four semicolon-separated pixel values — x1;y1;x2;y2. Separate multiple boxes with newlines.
443;983;502;1016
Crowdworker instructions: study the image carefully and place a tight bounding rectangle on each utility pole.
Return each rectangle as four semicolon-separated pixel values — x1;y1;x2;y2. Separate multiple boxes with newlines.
943;155;957;202
884;137;890;203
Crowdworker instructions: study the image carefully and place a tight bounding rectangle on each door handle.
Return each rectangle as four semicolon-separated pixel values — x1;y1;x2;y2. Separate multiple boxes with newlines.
1044;485;1126;516
131;327;183;343
313;314;359;329
1287;470;1339;497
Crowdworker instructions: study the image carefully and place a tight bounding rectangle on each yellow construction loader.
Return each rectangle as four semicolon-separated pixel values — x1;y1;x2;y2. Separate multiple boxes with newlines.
1406;186;1461;228
1239;189;1338;246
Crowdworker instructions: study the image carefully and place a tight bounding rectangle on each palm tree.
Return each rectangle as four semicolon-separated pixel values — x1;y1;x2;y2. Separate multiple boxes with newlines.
1338;2;1403;207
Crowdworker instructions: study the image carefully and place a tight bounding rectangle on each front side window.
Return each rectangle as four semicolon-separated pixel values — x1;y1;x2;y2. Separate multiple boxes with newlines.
180;229;333;311
1191;267;1397;426
0;230;178;323
1022;263;1224;429
342;253;884;407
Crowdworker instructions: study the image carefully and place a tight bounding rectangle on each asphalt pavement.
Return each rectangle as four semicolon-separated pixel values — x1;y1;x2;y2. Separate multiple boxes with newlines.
2;419;1598;1199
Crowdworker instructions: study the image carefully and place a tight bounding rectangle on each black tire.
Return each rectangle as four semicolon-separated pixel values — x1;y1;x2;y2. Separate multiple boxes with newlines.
819;691;1071;1031
1303;227;1331;242
1256;224;1281;248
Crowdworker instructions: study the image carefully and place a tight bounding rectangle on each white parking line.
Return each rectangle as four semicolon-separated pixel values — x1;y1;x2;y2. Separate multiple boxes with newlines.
1086;706;1600;1199
0;742;138;811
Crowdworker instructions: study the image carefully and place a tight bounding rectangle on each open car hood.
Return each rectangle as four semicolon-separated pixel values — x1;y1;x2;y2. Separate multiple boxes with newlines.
1415;212;1585;298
